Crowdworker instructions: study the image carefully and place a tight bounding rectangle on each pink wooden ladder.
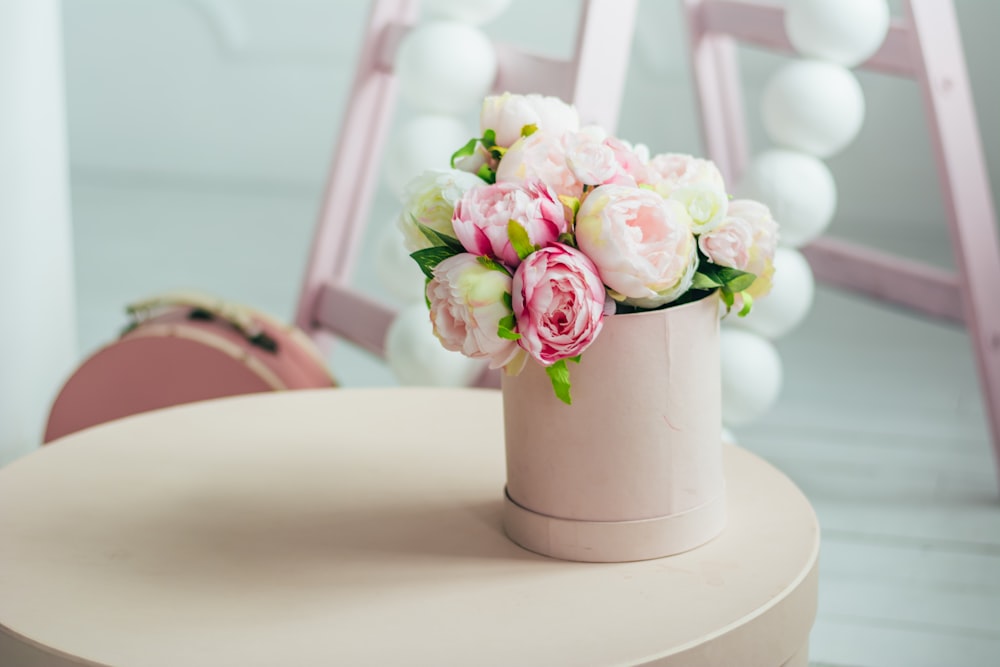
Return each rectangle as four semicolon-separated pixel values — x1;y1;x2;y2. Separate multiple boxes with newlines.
293;0;638;381
684;0;1000;482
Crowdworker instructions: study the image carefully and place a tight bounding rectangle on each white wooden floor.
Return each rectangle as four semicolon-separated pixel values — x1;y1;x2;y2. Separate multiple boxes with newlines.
68;179;1000;666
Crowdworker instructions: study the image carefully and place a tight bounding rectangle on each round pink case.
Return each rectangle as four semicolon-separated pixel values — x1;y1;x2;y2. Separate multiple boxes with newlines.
45;293;335;443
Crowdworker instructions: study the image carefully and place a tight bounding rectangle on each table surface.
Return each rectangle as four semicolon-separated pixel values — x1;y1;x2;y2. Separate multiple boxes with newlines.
0;388;819;667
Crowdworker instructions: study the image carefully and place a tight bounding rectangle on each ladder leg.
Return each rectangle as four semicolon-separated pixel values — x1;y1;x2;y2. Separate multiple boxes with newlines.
908;0;1000;485
294;0;418;353
682;0;749;185
570;0;639;133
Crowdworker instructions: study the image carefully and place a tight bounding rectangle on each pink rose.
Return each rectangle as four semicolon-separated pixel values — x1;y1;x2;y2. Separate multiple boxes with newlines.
575;184;698;309
512;244;607;366
495;130;581;198
481;93;580;148
452;180;569;268
698;217;754;270
427;254;521;369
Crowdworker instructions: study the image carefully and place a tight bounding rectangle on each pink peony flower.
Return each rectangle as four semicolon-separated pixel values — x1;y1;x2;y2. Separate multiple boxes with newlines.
642;154;729;233
698;216;754;270
559;127;639;189
498;128;646;198
575;184;698;309
604;136;649;183
728;200;779;273
512;244;607;366
727;199;780;304
564;131;619;186
643;153;725;196
452;180;569;268
481;92;580;148
495;130;581;198
426;254;521;369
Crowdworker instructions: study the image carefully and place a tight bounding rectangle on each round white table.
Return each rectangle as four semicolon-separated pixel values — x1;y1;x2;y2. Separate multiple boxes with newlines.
0;388;819;667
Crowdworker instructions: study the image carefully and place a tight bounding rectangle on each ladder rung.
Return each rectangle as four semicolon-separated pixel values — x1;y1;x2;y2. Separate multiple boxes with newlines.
803;237;963;323
699;0;916;77
315;284;396;357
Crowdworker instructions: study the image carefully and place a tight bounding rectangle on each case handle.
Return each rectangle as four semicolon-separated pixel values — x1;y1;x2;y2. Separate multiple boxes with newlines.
125;291;277;352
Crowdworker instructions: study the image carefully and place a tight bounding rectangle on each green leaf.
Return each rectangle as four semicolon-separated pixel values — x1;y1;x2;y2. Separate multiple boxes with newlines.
719;286;735;316
545;359;573;405
558;194;580;219
476;255;511;275
690;272;722;290
476;164;496;184
507;220;537;261
557;232;577;249
450;137;479;168
503;291;513;310
410;246;459;280
497;313;520;340
521;123;538;138
481;129;497;149
716;267;756;293
737;291;753;317
414;218;464;252
567;355;581;364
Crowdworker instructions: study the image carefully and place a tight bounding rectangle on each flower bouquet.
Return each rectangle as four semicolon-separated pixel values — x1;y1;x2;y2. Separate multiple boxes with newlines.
399;93;779;562
400;93;778;404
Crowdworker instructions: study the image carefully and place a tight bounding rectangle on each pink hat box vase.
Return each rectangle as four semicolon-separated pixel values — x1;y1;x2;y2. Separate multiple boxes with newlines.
501;292;726;563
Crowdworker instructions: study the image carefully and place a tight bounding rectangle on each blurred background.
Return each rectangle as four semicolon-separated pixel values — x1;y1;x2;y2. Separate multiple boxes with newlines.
61;0;997;368
6;0;1000;664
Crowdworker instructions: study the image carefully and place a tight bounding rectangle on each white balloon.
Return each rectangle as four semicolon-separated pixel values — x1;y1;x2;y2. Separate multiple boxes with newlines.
760;60;865;158
422;0;512;26
375;217;427;304
729;247;815;340
738;149;837;248
396;22;497;114
720;329;783;426
786;0;891;68
383;114;472;196
385;303;485;386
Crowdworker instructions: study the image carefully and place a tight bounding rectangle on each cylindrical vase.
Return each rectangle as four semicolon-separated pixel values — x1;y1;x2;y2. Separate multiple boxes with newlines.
501;293;726;562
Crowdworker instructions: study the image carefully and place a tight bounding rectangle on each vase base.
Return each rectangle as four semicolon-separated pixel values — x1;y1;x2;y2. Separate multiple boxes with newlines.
502;487;727;563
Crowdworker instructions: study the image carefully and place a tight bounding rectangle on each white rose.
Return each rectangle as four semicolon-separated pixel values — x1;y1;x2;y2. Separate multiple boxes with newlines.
480;92;580;148
398;169;485;252
671;184;729;234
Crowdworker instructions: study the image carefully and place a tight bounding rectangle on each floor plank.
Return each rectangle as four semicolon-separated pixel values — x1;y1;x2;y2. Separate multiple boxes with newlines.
812;616;1000;667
